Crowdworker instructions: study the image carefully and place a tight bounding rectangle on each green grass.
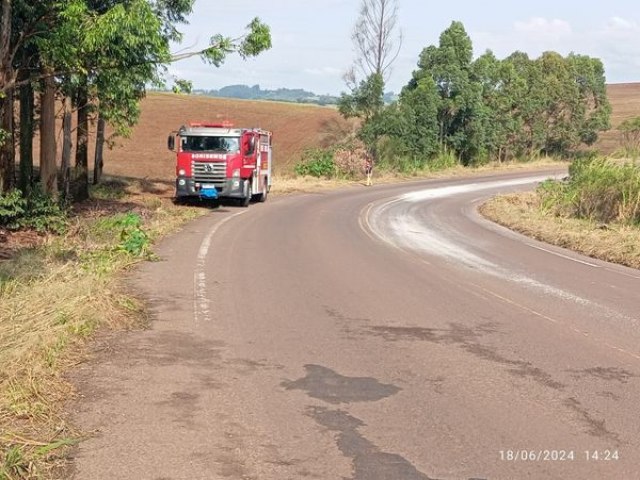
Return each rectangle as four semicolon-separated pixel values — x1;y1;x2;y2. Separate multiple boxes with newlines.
538;157;640;224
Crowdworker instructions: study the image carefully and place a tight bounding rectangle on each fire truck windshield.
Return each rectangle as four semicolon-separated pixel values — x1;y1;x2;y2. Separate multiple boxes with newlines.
181;136;240;153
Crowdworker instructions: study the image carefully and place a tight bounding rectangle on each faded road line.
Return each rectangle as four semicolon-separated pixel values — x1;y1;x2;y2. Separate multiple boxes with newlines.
194;211;247;324
526;243;602;268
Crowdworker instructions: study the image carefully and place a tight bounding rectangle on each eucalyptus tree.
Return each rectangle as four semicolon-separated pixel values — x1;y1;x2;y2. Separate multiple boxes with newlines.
1;0;271;200
405;21;480;162
0;0;15;192
339;0;401;119
350;0;402;81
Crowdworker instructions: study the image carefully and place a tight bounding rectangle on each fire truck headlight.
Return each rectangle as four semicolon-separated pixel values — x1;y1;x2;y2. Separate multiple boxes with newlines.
232;169;241;178
178;169;186;176
178;179;186;186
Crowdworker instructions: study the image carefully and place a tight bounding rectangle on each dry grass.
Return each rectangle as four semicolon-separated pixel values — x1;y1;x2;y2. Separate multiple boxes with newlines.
480;192;640;269
272;157;567;194
0;179;207;479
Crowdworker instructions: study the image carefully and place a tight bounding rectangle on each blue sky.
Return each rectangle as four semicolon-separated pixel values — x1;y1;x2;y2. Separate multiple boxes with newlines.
167;0;640;95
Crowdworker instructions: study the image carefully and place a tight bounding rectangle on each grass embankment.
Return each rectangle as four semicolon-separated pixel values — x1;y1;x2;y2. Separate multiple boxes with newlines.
0;179;206;479
481;158;640;269
274;157;567;195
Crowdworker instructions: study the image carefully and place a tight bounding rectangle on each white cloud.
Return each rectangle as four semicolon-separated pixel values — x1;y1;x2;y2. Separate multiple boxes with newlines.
606;16;638;31
303;67;343;76
514;17;573;37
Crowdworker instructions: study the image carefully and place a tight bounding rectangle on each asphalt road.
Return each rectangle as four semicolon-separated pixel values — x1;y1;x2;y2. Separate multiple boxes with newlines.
70;170;640;480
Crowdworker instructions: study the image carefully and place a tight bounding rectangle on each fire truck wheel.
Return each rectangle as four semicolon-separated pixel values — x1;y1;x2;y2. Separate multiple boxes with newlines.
258;179;268;203
241;180;252;207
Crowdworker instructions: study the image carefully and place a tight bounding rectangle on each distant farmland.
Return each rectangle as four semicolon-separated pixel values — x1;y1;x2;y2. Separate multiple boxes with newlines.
103;84;640;182
103;93;353;181
595;83;640;155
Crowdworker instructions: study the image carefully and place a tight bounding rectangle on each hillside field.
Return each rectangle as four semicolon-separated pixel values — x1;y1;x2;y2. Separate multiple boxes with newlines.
595;83;640;154
101;83;640;182
102;93;353;181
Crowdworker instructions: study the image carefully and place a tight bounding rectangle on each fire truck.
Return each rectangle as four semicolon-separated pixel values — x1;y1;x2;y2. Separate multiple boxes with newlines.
167;122;272;205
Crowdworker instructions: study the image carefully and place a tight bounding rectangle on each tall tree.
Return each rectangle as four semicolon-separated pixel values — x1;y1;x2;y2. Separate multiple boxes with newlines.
405;21;479;162
0;0;15;192
339;0;402;155
350;0;402;81
1;0;271;200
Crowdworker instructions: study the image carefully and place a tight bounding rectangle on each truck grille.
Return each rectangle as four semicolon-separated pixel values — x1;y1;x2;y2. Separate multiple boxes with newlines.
192;161;227;184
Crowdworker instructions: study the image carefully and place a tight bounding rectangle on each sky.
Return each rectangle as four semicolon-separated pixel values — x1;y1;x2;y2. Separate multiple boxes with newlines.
167;0;640;95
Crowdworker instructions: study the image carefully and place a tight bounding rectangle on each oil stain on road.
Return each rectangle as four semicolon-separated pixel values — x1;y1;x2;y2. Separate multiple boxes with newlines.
281;364;400;404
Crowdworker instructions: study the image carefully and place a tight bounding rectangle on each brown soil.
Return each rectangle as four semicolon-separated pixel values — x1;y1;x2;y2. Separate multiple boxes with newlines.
0;229;45;260
101;93;354;181
27;83;639;185
595;83;640;154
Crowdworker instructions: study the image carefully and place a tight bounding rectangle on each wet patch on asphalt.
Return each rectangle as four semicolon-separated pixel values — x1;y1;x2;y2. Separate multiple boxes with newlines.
307;408;488;480
225;357;286;375
281;365;401;404
366;323;566;390
124;330;225;368
563;397;622;445
597;390;622;401
569;367;638;384
308;407;438;480
155;391;200;428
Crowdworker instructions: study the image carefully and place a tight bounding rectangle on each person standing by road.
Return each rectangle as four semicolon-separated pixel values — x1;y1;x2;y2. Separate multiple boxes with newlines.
364;151;374;186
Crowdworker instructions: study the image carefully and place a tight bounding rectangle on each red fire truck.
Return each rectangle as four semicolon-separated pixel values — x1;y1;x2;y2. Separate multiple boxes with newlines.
167;122;272;205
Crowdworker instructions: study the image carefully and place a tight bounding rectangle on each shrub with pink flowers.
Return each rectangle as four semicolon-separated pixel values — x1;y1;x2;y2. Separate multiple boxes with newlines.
333;141;369;178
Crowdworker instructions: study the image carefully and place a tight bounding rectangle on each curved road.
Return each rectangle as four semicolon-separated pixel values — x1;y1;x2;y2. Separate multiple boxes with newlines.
71;170;640;479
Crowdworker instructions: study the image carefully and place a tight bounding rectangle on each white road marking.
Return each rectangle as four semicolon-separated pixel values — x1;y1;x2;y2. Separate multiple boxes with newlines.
526;243;602;268
194;211;247;323
604;268;640;280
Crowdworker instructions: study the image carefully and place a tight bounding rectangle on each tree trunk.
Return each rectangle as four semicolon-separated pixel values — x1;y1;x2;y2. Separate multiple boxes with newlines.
19;80;34;194
93;115;105;185
0;87;15;193
39;71;58;197
0;0;14;193
61;96;72;200
74;79;89;201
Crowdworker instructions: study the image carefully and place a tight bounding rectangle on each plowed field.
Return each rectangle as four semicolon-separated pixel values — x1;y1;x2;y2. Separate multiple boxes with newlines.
101;83;640;182
103;94;352;181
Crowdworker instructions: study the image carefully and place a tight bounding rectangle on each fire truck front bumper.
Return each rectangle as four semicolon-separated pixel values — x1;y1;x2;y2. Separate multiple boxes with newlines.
175;177;247;199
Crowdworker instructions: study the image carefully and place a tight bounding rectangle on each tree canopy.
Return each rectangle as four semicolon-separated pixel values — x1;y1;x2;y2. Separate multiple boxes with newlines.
0;0;272;198
359;21;611;168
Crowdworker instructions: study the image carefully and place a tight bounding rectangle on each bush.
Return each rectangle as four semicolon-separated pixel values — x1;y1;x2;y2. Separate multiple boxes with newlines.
0;188;68;234
89;213;150;257
0;190;26;227
428;149;460;171
618;116;640;159
294;148;336;178
333;141;370;178
538;157;640;224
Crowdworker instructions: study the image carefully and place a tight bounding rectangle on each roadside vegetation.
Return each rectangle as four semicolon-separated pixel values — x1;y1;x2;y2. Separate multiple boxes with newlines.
481;156;640;269
0;179;206;479
294;19;610;180
0;3;272;476
0;1;630;478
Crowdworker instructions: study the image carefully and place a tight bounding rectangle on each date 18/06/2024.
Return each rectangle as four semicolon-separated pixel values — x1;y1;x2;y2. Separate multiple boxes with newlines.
499;450;620;462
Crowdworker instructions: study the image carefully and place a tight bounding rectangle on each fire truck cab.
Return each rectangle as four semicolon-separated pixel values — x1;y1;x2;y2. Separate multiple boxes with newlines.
167;122;272;206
